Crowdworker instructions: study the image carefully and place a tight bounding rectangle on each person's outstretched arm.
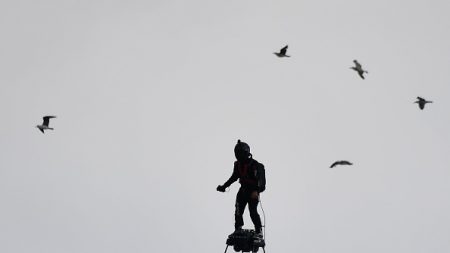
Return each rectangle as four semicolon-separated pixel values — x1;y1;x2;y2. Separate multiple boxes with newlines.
223;166;238;188
217;164;238;192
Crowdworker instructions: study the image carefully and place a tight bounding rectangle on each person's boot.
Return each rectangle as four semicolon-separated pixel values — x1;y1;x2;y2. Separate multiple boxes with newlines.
234;226;243;234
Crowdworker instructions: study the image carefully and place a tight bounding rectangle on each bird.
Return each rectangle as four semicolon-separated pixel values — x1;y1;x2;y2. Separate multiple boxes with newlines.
350;60;368;79
274;45;290;57
36;116;56;134
415;97;432;110
330;160;353;168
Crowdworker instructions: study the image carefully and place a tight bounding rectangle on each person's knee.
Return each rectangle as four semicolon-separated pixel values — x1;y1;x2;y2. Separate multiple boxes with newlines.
249;208;259;217
249;201;259;212
235;207;245;217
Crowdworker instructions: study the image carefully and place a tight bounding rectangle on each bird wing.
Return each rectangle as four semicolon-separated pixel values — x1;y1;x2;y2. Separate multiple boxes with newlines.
342;161;353;165
358;71;365;79
42;116;56;126
331;160;353;167
280;45;288;55
354;61;362;69
417;97;424;101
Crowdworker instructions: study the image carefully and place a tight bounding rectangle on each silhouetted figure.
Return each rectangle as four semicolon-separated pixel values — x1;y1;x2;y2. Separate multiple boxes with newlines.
217;140;266;237
36;116;56;134
330;160;353;168
274;45;290;57
350;60;368;79
415;97;432;110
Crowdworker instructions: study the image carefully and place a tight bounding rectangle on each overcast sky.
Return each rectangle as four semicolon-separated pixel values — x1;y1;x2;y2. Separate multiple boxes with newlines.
1;1;450;252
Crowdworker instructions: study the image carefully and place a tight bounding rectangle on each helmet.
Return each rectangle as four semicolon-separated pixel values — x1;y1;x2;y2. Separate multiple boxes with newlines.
234;139;251;161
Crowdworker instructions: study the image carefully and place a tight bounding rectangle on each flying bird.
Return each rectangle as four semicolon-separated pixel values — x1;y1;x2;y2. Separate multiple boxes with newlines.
350;60;368;79
330;160;353;168
36;116;56;134
274;45;290;57
415;97;432;110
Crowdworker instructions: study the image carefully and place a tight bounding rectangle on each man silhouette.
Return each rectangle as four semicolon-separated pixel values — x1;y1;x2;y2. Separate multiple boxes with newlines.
217;140;266;237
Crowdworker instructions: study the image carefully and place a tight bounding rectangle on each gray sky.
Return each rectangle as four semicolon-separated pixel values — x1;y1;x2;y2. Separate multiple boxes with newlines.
1;0;450;252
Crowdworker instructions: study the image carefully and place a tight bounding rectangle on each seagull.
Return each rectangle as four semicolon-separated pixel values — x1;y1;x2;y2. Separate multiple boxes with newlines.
36;116;56;134
350;60;368;79
274;45;290;57
330;160;353;168
415;97;432;110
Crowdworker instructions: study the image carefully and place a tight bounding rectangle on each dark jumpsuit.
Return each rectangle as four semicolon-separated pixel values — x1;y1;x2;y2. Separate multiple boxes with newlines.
222;158;266;232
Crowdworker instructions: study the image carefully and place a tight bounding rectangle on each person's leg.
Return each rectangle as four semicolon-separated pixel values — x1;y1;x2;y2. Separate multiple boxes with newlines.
248;193;262;234
234;188;248;231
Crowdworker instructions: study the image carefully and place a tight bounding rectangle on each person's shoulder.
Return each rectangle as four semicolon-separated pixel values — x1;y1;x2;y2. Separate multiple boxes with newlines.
251;159;265;168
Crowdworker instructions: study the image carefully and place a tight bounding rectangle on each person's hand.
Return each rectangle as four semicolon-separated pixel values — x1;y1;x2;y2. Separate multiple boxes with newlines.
217;185;226;192
251;191;259;200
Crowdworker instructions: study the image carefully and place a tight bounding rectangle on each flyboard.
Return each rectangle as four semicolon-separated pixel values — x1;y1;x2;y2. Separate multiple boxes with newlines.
223;229;265;253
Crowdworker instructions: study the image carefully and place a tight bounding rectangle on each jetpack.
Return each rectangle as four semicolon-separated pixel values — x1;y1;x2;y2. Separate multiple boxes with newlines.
223;229;265;253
